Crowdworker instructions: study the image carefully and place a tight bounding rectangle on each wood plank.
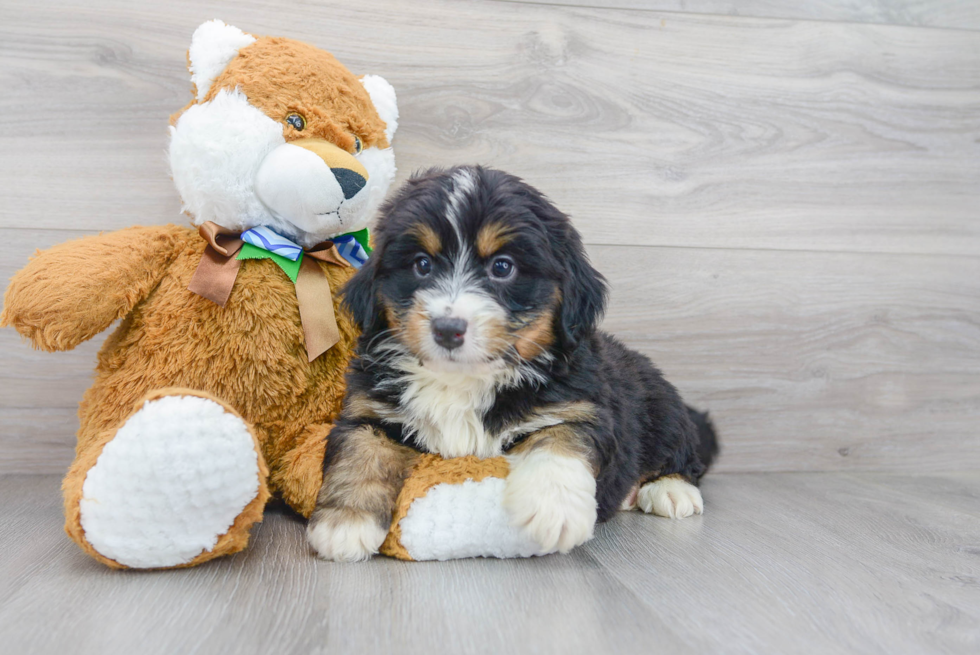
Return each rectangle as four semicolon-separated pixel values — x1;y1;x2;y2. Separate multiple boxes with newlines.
498;0;980;31
0;408;77;474
3;229;976;473
0;1;978;255
1;472;977;654
597;245;980;473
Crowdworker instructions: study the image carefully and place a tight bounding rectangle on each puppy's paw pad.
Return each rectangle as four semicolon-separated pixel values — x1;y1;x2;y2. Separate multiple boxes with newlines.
307;511;385;562
638;477;703;519
503;452;597;553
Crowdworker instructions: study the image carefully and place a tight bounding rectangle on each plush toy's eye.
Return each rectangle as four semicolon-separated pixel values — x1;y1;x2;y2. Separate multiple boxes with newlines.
414;254;432;277
285;113;306;131
353;136;363;154
489;256;516;280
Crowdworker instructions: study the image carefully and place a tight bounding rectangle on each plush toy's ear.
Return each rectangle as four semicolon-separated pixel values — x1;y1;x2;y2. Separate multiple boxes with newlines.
360;75;399;143
188;20;256;102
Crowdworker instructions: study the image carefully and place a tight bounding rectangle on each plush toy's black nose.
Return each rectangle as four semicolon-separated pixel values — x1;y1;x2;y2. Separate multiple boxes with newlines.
331;167;367;200
431;317;467;351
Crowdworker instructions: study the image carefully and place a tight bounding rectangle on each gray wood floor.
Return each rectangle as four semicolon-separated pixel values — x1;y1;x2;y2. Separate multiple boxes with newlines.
1;472;977;655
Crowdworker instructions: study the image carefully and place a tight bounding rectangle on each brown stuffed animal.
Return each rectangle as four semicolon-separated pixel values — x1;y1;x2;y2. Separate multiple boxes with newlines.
1;20;398;569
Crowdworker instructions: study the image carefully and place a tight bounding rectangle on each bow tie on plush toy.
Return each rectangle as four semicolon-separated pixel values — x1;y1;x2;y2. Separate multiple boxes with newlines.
239;225;370;271
188;222;371;361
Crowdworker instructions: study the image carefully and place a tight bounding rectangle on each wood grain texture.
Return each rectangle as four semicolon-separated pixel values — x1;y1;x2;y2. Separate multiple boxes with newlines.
498;0;980;31
1;472;977;655
1;0;978;475
5;233;977;473
598;245;980;472
0;0;978;255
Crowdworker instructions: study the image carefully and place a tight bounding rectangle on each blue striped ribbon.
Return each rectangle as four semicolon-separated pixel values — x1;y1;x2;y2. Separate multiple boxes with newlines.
240;226;303;262
331;234;369;268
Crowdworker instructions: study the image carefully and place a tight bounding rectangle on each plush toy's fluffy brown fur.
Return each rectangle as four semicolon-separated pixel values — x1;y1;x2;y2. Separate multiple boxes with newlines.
172;37;389;152
2;226;358;567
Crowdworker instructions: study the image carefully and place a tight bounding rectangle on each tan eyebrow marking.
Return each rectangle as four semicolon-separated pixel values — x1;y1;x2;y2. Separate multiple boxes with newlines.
476;222;514;258
411;223;442;255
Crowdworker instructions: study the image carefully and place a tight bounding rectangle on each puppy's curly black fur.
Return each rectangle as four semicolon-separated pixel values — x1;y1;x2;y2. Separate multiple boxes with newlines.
308;165;718;560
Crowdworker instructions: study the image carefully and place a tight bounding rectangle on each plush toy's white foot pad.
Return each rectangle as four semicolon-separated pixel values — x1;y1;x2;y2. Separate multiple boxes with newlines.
637;476;704;519
79;395;261;568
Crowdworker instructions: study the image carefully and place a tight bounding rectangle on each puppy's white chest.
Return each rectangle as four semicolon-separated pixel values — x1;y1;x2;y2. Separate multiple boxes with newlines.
398;365;501;459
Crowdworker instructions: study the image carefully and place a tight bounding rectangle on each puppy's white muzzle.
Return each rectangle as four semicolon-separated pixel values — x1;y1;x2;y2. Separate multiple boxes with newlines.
255;138;369;237
417;288;508;368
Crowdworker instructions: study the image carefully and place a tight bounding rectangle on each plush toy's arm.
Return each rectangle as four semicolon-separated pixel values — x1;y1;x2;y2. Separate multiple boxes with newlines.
1;225;186;352
379;454;544;561
381;431;598;561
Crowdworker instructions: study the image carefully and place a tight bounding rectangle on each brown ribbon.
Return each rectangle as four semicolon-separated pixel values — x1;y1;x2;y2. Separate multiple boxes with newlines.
188;221;350;362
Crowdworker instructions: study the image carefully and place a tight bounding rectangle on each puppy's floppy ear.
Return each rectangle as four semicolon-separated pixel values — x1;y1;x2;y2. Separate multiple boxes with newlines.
521;181;607;353
340;255;384;334
555;221;608;353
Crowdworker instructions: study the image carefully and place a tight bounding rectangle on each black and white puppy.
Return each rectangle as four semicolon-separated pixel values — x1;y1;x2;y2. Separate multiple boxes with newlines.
308;165;718;561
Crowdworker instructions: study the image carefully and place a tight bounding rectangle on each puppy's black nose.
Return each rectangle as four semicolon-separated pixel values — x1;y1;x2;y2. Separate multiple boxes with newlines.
431;317;467;350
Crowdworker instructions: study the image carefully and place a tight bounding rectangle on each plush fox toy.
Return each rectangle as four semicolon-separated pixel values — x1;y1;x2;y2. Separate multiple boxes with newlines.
1;20;399;569
3;21;601;568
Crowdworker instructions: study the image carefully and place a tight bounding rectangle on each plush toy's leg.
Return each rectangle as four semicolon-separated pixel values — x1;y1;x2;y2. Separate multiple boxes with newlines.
269;423;332;519
62;388;270;569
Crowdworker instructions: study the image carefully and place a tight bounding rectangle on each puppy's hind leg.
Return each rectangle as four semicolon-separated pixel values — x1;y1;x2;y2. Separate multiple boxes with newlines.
635;398;711;519
637;474;704;519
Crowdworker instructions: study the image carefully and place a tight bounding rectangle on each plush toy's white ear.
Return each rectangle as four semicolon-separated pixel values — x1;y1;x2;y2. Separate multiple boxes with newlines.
188;20;256;102
360;75;399;143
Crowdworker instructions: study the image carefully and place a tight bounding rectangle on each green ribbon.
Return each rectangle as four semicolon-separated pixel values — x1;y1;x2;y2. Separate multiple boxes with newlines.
237;242;303;282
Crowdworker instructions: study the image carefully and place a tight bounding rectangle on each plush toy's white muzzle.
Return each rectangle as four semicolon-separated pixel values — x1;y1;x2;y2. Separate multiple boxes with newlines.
255;139;370;238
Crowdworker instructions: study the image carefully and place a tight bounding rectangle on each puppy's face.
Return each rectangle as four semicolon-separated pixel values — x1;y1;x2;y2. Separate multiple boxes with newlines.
344;166;607;373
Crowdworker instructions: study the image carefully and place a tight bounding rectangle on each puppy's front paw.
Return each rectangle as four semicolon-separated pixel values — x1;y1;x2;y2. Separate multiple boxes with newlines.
306;509;386;562
637;475;703;519
503;451;597;554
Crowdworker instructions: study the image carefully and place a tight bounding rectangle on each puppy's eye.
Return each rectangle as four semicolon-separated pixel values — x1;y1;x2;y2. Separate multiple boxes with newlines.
414;255;433;277
489;256;516;280
285;113;306;131
353;136;363;154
